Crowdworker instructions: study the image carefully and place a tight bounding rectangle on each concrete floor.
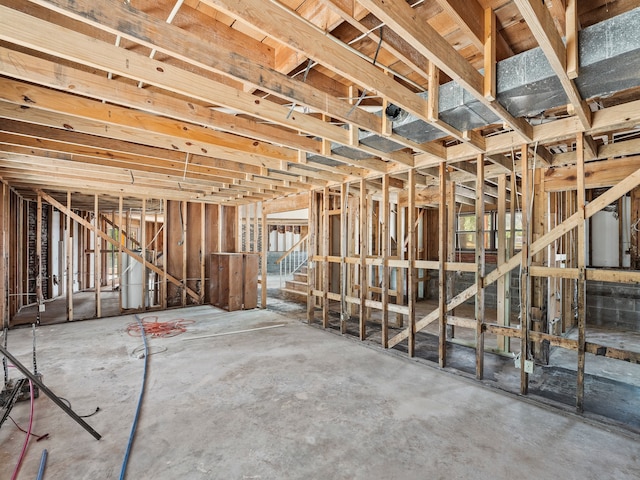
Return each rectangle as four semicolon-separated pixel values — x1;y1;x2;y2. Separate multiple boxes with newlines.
1;305;639;479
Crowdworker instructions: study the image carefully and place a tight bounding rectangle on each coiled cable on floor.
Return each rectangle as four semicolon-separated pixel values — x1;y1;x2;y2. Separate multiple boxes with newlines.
119;314;149;480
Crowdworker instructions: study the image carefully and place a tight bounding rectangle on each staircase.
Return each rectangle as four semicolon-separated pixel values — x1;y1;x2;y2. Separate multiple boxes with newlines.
280;265;308;301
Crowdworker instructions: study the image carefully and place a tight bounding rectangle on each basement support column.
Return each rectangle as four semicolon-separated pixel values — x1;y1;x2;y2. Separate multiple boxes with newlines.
438;162;447;367
359;178;367;339
497;174;509;352
520;145;531;395
141;198;147;312
95;195;101;318
322;186;330;329
66;192;73;321
118;196;123;313
407;169;416;357
576;132;587;413
181;201;187;307
307;191;317;324
261;206;268;309
381;174;390;348
340;182;348;334
36;195;43;315
475;155;485;379
161;199;168;310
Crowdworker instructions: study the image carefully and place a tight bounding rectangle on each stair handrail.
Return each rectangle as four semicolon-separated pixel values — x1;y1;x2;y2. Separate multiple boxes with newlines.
276;234;309;288
275;233;309;265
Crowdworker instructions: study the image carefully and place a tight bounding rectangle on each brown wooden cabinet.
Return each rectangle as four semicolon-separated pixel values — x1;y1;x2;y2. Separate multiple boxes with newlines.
208;253;258;311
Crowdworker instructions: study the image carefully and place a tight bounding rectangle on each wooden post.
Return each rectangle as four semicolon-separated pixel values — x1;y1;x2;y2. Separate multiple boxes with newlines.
66;192;73;321
520;145;530;395
36;194;43;313
94;194;101;318
140;198;147;312
359;178;367;339
381;174;390;348
475;155;485;379
200;203;206;303
253;203;259;253
181;201;187;307
323;186;330;328
0;184;6;329
307;191;316;324
118;195;123;313
447;179;456;338
576;132;587;413
438;162;447;366
340;182;348;334
408;168;416;357
395;199;404;328
161;199;168;309
497;174;508;351
261;207;268;308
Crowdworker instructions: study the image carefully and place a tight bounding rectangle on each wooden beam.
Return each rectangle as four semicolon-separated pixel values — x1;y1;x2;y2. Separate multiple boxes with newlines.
358;0;532;141
381;174;390;348
323;186;330;329
66;191;73;321
407;169;417;357
513;0;590;128
359;178;368;339
520;144;530;395
483;7;497;101
475;155;485;379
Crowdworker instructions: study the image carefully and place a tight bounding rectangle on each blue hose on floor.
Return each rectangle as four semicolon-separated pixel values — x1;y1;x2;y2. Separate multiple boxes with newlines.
36;449;48;480
119;315;149;480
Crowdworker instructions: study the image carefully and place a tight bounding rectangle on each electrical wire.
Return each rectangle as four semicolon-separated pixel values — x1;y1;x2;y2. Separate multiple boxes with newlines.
119;314;148;480
125;317;194;338
7;415;49;441
11;379;34;480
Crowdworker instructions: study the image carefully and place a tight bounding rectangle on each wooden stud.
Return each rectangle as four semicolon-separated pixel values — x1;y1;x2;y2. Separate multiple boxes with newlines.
261;208;268;308
483;8;497;101
381;174;390;348
427;62;439;121
181;201;187;307
407;168;416;357
520;144;530;395
200;202;206;303
307;191;316;324
566;0;579;79
576;132;587;413
323;186;330;329
447;176;457;339
340;182;348;334
36;194;43;313
118;195;123;313
94;194;101;318
66;191;73;321
359;178;367;339
475;155;485;379
141;197;147;312
438;161;447;367
161;199;168;309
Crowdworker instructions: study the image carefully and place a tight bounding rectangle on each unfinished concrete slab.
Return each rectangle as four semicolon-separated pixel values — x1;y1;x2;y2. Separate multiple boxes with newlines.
1;306;639;479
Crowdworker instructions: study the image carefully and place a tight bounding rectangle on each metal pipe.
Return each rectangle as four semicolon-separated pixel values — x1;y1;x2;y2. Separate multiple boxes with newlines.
0;345;101;440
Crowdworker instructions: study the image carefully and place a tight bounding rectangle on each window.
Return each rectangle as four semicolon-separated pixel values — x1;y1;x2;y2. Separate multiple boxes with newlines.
456;211;523;251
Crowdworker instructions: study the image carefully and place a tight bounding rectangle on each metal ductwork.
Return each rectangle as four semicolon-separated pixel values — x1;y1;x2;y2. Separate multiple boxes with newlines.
317;6;640;163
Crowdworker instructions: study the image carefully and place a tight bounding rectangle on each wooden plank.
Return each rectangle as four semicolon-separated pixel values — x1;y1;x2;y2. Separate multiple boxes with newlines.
308;193;316;324
483;7;496;101
520;144;530;395
381;174;390;348
475;155;485;379
496;174;508;351
513;0;590;128
322;187;330;329
576;132;587;413
65;191;73;321
566;0;579;79
36;195;43;314
407;169;416;357
438;161;447;367
261;211;267;309
340;182;348;334
359;178;367;339
94;194;101;317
